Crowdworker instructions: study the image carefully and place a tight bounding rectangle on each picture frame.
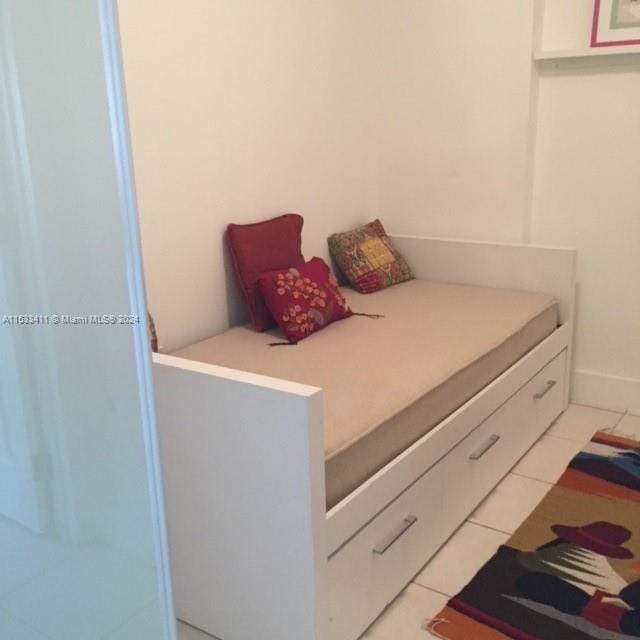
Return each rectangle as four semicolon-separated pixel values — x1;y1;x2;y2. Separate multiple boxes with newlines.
591;0;640;47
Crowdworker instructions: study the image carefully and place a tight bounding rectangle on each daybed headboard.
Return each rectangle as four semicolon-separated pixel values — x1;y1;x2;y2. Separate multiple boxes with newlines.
390;235;577;326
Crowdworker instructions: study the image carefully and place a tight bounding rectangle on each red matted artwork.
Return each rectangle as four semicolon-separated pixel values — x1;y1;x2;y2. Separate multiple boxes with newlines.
592;0;640;47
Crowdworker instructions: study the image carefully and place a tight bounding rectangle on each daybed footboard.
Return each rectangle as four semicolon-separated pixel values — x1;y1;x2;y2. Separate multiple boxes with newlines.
153;355;327;640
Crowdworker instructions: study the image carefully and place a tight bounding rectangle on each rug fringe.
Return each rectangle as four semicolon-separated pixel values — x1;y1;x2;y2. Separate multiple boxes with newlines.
422;617;452;639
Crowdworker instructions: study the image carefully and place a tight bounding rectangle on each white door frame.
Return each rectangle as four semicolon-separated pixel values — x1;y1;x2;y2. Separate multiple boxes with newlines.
98;2;176;637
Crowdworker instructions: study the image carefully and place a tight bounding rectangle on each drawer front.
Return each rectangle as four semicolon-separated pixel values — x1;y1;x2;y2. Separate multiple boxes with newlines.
440;349;566;537
326;349;566;640
326;457;447;640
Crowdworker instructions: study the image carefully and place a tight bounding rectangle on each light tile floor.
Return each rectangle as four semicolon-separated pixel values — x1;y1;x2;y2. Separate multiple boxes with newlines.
177;403;633;640
0;515;162;640
2;547;158;640
613;413;640;440
547;403;620;442
413;522;509;596
511;435;585;484
468;473;551;534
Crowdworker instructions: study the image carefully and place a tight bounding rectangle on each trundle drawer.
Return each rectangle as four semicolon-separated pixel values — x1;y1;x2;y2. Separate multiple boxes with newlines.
326;447;448;640
326;349;566;640
439;348;566;537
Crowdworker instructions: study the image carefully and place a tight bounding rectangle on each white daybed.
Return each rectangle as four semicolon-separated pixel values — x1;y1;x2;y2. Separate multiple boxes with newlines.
153;235;576;640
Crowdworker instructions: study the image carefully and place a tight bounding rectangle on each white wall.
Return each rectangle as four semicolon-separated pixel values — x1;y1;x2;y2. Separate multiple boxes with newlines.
119;1;537;349
377;1;535;242
375;0;640;412
118;0;380;351
120;1;639;412
532;0;640;412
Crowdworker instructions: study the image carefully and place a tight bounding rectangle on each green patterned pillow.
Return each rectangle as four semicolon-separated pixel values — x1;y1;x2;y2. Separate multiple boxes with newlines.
327;219;413;293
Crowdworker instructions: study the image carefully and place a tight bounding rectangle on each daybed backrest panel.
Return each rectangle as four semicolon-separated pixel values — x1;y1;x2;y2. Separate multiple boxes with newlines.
390;234;576;325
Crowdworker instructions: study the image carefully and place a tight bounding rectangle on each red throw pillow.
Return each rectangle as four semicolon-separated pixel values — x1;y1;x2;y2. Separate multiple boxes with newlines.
227;214;305;331
257;257;353;343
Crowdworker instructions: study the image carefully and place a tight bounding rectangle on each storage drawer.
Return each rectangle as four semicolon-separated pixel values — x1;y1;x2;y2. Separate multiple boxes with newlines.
326;451;448;640
326;349;566;640
439;348;566;539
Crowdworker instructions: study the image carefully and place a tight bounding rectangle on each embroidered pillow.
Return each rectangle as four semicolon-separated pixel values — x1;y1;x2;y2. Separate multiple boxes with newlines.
257;257;352;343
327;219;413;294
227;214;305;331
147;312;158;352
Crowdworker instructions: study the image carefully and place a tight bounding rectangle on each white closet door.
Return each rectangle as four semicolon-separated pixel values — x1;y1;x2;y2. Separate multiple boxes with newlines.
0;1;175;638
0;262;43;531
0;31;44;531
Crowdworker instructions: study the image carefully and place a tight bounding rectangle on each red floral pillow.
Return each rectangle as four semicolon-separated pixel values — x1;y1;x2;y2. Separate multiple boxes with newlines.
257;257;353;343
327;219;413;294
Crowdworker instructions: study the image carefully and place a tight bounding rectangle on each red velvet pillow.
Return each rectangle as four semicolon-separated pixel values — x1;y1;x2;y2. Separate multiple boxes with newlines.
227;214;305;331
257;257;353;343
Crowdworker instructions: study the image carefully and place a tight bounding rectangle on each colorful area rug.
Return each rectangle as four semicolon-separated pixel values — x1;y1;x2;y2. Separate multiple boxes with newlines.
425;431;640;639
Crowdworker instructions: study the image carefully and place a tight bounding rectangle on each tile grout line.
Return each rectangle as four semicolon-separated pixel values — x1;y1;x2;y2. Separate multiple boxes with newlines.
410;581;453;600
543;432;591;444
466;519;513;537
570;403;626;415
177;619;221;640
611;409;629;431
543;427;592;444
510;470;555;486
608;411;640;441
543;432;603;445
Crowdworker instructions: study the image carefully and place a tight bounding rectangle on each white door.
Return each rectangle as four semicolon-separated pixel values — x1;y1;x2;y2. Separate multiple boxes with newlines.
0;1;175;638
0;6;45;531
0;260;44;532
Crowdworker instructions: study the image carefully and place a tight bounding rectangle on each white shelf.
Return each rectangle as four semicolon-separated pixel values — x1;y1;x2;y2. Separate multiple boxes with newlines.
534;46;640;61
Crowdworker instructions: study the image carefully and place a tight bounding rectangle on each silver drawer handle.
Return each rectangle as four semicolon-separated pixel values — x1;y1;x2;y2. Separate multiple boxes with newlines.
372;515;418;555
469;434;501;461
533;380;557;400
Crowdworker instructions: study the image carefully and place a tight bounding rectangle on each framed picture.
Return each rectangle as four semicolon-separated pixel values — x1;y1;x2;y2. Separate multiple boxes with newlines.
591;0;640;47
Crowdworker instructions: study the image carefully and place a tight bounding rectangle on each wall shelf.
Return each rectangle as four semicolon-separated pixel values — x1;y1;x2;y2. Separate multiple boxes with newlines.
534;46;640;61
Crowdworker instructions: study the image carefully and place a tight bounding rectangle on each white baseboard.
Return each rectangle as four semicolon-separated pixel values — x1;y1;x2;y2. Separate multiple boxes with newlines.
571;369;640;414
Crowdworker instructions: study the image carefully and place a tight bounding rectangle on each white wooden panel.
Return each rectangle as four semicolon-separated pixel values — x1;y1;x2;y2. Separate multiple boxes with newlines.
390;234;576;325
439;349;566;539
326;457;446;640
153;354;326;640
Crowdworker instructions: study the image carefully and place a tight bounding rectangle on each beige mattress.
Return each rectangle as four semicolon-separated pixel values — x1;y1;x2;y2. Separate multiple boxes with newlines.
173;280;558;509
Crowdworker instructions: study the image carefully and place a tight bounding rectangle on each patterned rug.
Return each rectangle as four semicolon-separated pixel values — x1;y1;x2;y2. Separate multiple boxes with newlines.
425;431;640;640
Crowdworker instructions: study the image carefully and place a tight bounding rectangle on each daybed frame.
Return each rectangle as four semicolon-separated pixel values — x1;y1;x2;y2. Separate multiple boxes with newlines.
153;235;576;640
